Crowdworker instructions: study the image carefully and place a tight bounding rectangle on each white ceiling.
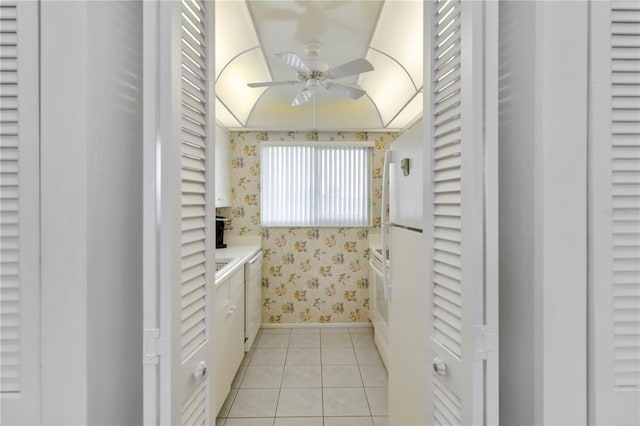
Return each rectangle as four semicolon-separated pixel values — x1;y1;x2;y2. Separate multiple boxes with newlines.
215;1;423;132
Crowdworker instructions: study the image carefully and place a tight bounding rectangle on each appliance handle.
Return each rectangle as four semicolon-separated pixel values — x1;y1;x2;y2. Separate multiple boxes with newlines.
381;150;392;301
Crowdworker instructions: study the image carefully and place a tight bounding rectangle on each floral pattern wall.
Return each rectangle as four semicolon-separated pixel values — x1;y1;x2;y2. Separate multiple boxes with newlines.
219;131;396;324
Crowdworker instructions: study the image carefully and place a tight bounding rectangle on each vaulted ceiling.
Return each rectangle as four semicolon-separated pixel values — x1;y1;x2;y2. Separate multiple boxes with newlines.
215;1;423;132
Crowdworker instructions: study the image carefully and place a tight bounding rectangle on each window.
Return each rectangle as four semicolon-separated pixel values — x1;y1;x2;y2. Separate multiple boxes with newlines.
260;143;372;227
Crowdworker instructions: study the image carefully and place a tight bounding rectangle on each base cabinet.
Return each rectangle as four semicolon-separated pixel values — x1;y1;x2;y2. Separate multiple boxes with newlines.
214;268;245;416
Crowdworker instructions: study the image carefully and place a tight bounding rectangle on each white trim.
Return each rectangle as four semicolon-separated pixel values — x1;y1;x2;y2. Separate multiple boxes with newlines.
533;2;588;424
483;1;500;424
261;322;373;329
225;127;405;133
142;1;160;424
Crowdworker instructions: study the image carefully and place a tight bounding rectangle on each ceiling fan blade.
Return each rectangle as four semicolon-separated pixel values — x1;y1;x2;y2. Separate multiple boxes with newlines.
327;58;374;79
325;82;367;100
291;87;314;107
247;80;300;88
276;52;311;73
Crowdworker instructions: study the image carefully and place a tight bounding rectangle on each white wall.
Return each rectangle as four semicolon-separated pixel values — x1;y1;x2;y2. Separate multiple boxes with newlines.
498;1;588;424
40;2;143;424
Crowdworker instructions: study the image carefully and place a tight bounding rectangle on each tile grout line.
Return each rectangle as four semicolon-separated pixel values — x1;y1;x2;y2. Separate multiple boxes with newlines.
352;329;376;423
272;329;291;423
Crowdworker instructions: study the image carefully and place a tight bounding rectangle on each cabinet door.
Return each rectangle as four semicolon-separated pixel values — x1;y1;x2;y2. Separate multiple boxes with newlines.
213;279;232;416
213;269;245;416
229;275;246;375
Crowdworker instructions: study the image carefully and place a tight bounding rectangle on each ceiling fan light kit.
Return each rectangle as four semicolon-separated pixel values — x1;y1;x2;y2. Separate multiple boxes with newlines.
247;42;374;107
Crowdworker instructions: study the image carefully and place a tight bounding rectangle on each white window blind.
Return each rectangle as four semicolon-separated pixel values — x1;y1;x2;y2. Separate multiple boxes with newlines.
260;144;371;227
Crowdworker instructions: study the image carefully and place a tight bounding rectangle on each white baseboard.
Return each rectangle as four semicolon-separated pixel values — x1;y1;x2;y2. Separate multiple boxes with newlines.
261;322;373;329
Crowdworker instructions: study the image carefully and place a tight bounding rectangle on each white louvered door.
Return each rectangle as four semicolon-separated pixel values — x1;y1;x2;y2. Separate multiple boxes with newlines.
424;0;498;424
146;1;215;424
0;0;40;423
590;1;640;424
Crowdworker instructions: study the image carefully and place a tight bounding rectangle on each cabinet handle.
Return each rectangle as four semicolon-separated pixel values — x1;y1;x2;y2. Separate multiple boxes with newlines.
227;305;236;316
432;357;447;376
193;361;207;380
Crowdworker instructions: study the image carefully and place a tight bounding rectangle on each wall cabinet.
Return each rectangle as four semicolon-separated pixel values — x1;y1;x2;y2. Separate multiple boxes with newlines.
213;268;244;416
214;123;231;207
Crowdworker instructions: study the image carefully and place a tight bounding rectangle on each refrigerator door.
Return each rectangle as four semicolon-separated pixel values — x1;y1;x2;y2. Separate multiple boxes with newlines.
388;225;428;425
389;120;423;230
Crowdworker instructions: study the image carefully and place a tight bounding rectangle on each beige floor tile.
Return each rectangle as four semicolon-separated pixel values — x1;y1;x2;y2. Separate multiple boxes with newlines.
257;333;291;348
274;417;323;426
321;347;358;365
250;349;287;366
321;333;353;348
276;388;323;417
224;418;275;426
228;388;279;418
354;344;383;365
285;348;321;366
358;364;388;387
281;365;322;388
322;365;363;387
323;388;371;417
320;327;350;334
324;417;374;426
350;333;375;348
240;365;284;388
365;387;388;416
372;416;389;426
291;327;320;334
289;333;320;348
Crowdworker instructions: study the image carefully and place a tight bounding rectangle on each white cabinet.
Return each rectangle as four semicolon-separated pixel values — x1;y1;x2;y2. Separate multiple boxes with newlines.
214;123;231;207
213;268;244;416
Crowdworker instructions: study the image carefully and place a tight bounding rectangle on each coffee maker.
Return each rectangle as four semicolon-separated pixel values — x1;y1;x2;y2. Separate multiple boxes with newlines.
216;216;227;248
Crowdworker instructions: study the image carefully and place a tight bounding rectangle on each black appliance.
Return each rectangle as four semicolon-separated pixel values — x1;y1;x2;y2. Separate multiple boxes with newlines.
216;216;228;248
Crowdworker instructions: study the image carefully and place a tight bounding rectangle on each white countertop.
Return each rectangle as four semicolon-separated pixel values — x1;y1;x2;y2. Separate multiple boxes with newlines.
215;235;262;286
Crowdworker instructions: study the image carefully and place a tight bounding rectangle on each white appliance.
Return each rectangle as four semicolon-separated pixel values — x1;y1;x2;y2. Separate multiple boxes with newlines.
368;237;389;369
381;119;429;425
244;250;263;351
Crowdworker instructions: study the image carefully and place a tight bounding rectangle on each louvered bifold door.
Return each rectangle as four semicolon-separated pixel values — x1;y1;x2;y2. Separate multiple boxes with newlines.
155;0;214;424
0;0;40;423
424;0;498;425
179;0;214;424
590;1;640;424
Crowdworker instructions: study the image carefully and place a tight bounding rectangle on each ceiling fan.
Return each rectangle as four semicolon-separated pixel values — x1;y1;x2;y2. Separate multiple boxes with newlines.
247;42;374;107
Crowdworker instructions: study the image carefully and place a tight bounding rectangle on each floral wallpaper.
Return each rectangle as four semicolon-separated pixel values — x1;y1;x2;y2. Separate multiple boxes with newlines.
218;131;396;324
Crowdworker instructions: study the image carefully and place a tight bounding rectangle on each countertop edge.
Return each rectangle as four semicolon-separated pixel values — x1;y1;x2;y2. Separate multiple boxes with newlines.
214;244;261;286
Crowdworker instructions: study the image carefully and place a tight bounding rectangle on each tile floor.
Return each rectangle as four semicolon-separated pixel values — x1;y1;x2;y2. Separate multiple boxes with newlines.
216;326;389;426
